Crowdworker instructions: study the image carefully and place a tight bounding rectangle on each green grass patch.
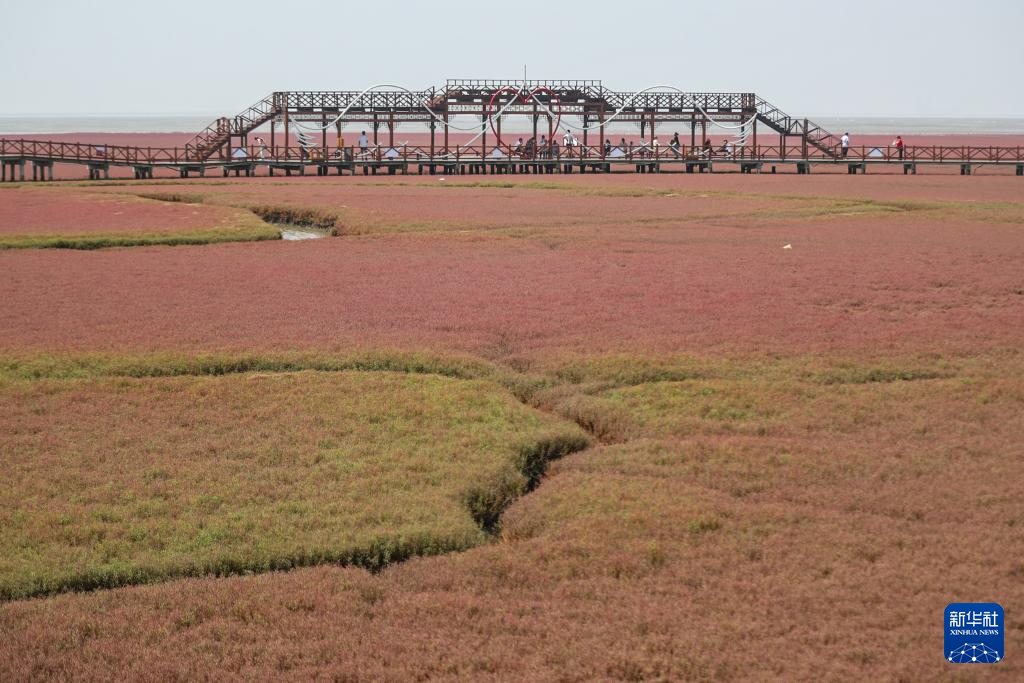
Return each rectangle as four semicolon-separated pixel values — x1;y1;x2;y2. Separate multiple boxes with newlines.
0;224;281;250
528;352;971;389
596;371;1010;440
133;192;345;234
0;371;587;600
0;349;555;398
248;205;339;232
134;191;210;204
0;349;570;433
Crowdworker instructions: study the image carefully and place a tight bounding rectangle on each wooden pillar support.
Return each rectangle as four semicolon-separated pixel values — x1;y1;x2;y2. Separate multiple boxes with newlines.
283;107;289;159
752;116;758;158
322;114;327;158
429;120;436;168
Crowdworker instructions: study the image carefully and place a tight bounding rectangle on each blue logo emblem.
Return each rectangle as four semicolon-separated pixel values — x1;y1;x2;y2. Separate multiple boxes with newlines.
945;603;1003;663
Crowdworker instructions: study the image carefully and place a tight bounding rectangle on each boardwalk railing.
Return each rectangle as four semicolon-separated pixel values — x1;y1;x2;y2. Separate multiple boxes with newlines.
2;138;1023;168
0;139;187;164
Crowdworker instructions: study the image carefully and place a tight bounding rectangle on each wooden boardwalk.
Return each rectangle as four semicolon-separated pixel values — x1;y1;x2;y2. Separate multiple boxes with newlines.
2;80;1022;180
2;138;1022;181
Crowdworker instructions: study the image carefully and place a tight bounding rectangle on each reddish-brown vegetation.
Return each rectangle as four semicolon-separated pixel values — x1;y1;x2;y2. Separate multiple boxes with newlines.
2;176;1022;355
0;186;277;248
1;352;1021;681
0;187;250;236
1;171;1022;680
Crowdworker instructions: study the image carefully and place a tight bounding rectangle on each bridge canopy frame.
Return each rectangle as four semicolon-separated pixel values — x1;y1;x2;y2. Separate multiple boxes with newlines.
274;81;759;130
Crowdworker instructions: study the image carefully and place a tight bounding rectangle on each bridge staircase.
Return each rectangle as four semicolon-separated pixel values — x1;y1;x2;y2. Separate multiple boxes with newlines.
183;94;279;161
754;96;842;157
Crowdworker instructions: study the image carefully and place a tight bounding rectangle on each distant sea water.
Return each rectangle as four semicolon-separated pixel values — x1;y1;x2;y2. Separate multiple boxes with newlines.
0;115;217;135
1;115;1024;136
813;117;1024;135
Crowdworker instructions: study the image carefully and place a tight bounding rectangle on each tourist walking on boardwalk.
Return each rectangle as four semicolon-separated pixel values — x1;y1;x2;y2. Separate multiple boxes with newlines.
841;132;850;158
604;139;612;156
670;132;681;158
702;137;713;157
358;130;369;156
512;137;523;155
539;135;548;158
562;129;575;158
255;136;267;159
893;135;905;160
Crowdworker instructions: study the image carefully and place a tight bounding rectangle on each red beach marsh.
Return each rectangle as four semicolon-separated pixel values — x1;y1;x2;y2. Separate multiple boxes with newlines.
1;168;1023;681
2;174;1022;356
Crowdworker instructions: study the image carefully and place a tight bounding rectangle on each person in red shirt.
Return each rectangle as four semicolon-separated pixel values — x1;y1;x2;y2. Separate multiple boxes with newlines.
893;135;905;161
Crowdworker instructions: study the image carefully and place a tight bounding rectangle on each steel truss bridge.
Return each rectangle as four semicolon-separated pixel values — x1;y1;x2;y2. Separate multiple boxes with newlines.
2;80;1022;180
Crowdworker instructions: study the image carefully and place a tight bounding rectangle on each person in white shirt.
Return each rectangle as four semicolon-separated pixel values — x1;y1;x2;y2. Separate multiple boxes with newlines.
841;132;850;158
358;131;369;156
563;129;575;158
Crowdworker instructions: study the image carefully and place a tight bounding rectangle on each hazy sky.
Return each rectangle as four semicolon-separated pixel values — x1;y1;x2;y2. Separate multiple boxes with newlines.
3;0;1022;117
